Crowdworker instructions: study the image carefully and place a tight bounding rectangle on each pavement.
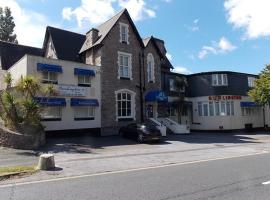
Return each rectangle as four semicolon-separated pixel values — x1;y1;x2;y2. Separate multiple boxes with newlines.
1;151;270;199
1;132;270;186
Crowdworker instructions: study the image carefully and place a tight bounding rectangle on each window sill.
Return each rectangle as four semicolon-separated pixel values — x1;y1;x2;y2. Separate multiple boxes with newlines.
78;84;91;87
42;80;58;85
118;118;134;122
148;80;154;83
41;118;61;121
121;41;128;44
74;117;94;121
120;77;131;80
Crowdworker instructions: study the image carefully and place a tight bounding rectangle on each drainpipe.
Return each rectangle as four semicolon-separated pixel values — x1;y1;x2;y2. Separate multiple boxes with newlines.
139;52;144;122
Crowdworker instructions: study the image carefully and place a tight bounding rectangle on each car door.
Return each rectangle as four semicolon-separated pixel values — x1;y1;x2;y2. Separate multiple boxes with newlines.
127;123;138;139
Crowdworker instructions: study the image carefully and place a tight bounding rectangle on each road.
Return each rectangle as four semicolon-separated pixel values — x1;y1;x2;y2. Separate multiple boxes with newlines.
1;153;270;200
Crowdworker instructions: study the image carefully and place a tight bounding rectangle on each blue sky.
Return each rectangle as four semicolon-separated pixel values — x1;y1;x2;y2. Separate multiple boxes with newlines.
1;0;270;75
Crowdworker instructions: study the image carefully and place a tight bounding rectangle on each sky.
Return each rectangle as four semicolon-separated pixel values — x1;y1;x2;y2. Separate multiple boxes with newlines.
1;0;270;75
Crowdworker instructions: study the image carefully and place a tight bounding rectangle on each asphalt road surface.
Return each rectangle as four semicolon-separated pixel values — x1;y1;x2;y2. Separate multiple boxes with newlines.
1;153;270;200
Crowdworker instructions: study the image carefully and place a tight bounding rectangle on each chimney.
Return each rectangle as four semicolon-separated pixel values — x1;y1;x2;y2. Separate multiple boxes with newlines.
86;28;99;46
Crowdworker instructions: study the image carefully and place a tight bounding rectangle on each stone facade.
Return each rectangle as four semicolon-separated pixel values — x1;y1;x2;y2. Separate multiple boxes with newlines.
84;12;163;135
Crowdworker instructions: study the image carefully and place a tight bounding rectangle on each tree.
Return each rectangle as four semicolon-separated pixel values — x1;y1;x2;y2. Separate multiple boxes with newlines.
174;76;188;124
0;7;18;43
0;72;55;133
248;64;270;106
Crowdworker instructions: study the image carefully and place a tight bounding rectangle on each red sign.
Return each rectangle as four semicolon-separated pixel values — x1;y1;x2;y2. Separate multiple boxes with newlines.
208;95;242;101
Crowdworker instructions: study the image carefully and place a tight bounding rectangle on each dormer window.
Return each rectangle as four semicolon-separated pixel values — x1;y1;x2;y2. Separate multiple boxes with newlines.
119;23;129;44
212;74;227;86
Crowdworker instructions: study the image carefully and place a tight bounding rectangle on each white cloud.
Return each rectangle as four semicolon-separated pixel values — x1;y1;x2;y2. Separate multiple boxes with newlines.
198;37;236;59
62;0;115;27
166;53;172;61
62;0;156;27
118;0;156;21
172;66;192;75
0;0;51;47
187;18;199;32
224;0;270;39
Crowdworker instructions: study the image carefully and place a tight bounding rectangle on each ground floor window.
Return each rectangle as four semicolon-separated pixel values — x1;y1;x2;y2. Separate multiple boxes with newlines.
41;106;62;121
74;106;95;120
241;107;260;116
116;89;135;121
198;101;234;117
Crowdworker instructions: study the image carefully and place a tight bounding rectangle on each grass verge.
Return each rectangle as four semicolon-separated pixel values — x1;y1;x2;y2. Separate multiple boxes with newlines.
0;166;37;181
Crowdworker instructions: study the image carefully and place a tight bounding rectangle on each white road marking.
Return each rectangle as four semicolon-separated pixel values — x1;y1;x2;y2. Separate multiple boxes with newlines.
0;151;268;189
262;181;270;185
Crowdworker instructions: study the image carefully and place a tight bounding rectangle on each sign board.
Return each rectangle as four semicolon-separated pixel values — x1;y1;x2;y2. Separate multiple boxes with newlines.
57;84;87;97
208;95;242;101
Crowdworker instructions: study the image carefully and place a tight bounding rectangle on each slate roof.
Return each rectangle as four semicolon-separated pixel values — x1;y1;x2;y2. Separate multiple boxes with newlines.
80;9;144;53
44;26;85;62
0;41;43;70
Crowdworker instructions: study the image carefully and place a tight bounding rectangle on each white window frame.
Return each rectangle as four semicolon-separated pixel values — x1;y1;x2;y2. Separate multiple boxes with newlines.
41;106;62;120
169;79;176;91
119;22;129;44
198;101;234;117
147;53;155;83
74;106;95;120
78;75;91;87
115;89;136;120
41;71;58;84
212;74;228;86
117;51;132;80
248;76;256;87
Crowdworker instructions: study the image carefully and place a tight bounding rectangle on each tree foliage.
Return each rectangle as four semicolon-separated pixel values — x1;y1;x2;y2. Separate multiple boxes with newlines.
0;73;55;133
174;76;188;123
248;64;270;106
0;7;17;43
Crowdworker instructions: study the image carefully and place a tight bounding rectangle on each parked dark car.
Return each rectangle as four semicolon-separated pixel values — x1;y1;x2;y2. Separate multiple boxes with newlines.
119;122;162;143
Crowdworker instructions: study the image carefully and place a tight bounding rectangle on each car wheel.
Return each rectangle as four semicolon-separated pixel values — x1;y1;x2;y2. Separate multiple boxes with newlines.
137;133;144;143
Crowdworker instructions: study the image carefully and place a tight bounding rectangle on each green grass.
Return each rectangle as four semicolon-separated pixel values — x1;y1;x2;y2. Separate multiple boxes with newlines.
0;166;36;175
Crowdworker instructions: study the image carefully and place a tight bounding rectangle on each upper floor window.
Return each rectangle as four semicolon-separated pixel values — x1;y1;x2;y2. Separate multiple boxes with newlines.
212;74;228;86
118;52;132;79
119;23;129;44
169;79;176;91
248;76;256;87
42;71;58;84
115;89;136;120
147;53;155;83
78;75;91;87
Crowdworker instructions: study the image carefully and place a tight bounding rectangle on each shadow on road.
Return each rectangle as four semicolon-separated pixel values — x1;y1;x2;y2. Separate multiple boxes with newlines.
164;132;261;144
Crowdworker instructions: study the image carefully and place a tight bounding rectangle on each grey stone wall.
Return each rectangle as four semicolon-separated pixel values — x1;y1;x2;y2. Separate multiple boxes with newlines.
0;126;46;150
85;13;163;135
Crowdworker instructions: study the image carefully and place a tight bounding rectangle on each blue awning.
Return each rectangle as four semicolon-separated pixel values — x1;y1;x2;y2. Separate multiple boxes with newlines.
70;98;99;106
74;68;95;76
37;63;62;73
240;102;261;107
145;90;168;102
34;97;66;106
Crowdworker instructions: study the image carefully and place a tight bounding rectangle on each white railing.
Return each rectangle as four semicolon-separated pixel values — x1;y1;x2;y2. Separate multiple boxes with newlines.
157;118;190;134
149;118;167;136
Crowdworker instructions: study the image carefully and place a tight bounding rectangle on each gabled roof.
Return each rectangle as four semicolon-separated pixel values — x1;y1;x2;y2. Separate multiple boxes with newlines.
80;9;144;53
43;26;85;62
143;36;164;58
142;37;151;47
0;41;43;70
